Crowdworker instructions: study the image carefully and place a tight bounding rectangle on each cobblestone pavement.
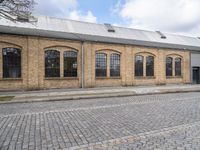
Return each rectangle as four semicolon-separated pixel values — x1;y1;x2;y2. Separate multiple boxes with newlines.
1;93;200;149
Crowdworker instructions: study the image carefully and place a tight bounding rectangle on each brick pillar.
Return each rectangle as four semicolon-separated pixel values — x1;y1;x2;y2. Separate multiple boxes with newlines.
124;46;133;86
156;49;166;85
27;36;39;89
183;51;191;83
83;42;94;88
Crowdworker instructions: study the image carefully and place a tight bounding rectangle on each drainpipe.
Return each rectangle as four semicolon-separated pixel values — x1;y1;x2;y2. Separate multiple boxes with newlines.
81;41;84;88
190;51;192;84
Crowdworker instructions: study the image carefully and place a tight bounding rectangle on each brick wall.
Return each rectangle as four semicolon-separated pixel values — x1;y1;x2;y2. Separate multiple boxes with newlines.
0;34;191;90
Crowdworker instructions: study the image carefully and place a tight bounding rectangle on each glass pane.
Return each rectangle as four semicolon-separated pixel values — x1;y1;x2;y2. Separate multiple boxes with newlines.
175;57;181;76
45;50;60;77
96;53;107;77
166;57;173;76
64;51;77;77
3;48;21;78
135;55;143;76
146;56;154;76
110;53;120;77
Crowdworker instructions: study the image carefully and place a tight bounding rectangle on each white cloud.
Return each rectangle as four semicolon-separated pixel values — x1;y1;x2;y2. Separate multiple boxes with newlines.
34;0;97;23
117;0;200;36
69;10;97;23
110;0;123;14
34;0;77;17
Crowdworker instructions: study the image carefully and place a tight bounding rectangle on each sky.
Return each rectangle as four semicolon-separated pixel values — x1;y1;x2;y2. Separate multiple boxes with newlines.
33;0;200;37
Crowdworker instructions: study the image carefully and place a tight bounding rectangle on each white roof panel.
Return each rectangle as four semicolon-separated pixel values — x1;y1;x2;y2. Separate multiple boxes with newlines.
0;15;200;51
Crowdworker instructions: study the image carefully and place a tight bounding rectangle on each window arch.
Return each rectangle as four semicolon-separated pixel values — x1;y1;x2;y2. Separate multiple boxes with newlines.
135;55;144;76
3;48;21;78
175;57;181;76
64;51;77;77
96;53;107;77
110;53;120;77
45;50;60;77
146;56;154;76
166;57;173;76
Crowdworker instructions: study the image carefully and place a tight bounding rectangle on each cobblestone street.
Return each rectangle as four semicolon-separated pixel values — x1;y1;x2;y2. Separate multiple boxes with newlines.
1;92;200;150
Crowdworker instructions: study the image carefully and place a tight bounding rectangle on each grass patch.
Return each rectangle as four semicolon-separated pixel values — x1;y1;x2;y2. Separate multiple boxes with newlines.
0;96;14;101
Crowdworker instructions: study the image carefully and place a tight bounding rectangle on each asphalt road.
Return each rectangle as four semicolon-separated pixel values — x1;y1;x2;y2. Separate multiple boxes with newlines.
0;92;200;150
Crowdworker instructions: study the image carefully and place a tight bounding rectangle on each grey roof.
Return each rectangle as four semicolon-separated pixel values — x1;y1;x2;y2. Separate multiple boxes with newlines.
0;16;200;51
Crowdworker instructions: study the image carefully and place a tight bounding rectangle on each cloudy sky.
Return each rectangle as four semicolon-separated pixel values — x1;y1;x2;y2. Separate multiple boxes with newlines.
34;0;200;37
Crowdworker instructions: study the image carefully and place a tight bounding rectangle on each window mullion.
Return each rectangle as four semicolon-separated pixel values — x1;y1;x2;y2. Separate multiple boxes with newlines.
0;47;2;79
172;58;175;76
144;56;146;77
60;51;64;78
107;53;110;78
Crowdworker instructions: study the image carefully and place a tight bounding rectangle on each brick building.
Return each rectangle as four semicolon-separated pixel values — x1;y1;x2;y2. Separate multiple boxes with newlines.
0;16;200;90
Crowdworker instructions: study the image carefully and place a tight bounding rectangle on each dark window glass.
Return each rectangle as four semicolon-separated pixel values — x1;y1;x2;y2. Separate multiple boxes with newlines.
64;51;77;77
135;55;143;76
96;53;107;77
175;57;181;76
110;53;120;77
146;56;154;76
45;50;60;77
166;57;173;76
3;48;21;78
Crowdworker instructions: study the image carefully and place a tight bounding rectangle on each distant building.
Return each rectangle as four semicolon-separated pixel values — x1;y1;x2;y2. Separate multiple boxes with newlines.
0;16;199;90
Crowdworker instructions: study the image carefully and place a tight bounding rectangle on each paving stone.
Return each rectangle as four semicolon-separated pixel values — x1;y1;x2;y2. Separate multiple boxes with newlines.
1;93;200;149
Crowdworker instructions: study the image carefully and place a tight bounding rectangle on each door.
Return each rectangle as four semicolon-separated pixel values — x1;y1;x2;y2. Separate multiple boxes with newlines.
193;67;200;84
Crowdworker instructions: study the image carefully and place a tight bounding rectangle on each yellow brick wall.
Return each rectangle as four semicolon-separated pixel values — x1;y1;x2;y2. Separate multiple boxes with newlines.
0;34;191;90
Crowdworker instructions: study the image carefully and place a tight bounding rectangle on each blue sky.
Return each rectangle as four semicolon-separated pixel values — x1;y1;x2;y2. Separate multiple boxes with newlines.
76;0;121;23
34;0;200;36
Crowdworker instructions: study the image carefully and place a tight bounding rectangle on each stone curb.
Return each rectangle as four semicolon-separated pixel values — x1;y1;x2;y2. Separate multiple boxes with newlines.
0;89;200;105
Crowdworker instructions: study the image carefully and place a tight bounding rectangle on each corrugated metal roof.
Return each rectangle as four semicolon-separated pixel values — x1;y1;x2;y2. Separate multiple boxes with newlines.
0;15;200;51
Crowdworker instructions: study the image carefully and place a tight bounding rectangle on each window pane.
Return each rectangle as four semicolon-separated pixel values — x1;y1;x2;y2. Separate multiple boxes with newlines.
64;51;77;77
45;50;60;77
110;53;120;77
135;55;143;76
175;57;181;76
146;56;154;76
3;48;21;78
166;57;173;76
96;53;107;77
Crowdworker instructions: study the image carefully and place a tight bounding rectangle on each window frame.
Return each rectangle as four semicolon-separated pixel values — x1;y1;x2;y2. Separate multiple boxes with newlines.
110;53;120;77
44;50;60;78
63;51;78;77
175;57;182;77
166;57;173;77
135;55;144;77
146;55;154;77
2;47;22;79
95;52;107;77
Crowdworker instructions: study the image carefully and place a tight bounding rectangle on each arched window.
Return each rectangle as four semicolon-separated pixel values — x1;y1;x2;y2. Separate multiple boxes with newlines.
110;53;120;77
45;50;60;77
96;53;107;77
175;57;181;76
166;57;173;76
3;48;21;78
146;56;154;76
64;51;77;77
135;55;143;76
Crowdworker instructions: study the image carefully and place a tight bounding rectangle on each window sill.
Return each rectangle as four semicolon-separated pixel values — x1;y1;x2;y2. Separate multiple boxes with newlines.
0;78;23;81
45;77;79;80
135;76;156;79
96;77;122;80
110;76;122;79
166;76;183;79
